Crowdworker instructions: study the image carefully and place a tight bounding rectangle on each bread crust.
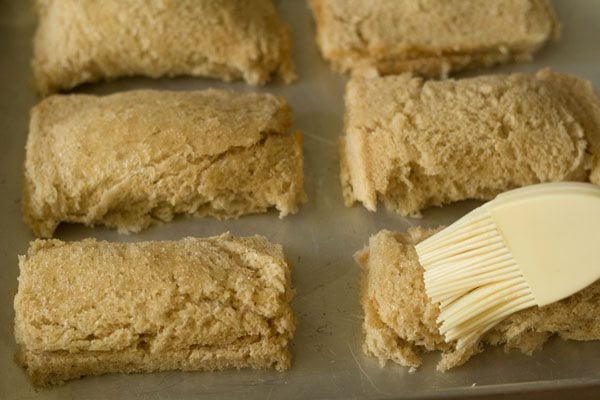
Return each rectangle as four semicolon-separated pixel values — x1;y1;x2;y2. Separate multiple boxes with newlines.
23;89;306;237
32;0;296;95
310;0;559;77
14;233;296;386
357;228;600;371
340;69;600;216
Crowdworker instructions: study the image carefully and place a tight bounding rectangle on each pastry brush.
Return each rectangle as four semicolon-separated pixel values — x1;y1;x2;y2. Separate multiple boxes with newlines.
415;182;600;349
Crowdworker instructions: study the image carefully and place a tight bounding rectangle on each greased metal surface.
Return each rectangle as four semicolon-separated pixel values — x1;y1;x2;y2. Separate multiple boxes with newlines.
1;1;600;399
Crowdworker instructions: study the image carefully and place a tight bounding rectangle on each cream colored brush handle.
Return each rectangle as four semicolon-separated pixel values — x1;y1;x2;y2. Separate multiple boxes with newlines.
491;188;600;306
493;182;600;203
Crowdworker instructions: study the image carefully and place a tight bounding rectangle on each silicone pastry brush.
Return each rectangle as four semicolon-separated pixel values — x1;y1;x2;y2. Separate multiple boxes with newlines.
415;182;600;349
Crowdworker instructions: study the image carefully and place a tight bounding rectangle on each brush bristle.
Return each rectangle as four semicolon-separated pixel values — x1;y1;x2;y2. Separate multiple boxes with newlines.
415;213;537;349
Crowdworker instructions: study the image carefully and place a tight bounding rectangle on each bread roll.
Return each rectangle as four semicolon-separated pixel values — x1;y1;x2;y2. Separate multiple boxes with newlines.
33;0;295;95
340;70;600;216
311;0;559;77
23;89;306;237
14;233;296;386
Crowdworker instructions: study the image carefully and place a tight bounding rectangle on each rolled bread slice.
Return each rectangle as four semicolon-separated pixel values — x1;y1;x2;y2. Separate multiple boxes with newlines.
32;0;295;95
356;228;600;371
14;233;296;386
23;89;306;238
310;0;559;77
340;69;600;216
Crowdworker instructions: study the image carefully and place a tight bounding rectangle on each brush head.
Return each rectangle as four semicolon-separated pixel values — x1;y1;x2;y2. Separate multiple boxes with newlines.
417;212;537;348
416;182;600;348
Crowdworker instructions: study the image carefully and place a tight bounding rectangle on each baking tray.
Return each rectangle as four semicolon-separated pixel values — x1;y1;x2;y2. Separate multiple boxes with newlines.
2;1;600;399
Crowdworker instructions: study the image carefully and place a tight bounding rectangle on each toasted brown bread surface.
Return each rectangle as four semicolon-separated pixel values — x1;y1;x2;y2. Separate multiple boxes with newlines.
33;0;295;95
340;70;600;216
311;0;559;77
14;234;296;386
23;89;306;237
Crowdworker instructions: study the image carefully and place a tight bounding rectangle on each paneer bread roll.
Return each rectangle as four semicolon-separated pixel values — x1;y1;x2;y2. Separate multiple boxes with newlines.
310;0;559;77
340;69;600;216
32;0;295;95
14;233;296;386
23;89;306;237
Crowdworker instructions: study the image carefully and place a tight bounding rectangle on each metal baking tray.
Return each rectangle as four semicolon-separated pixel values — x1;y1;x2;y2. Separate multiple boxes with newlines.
1;1;600;398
